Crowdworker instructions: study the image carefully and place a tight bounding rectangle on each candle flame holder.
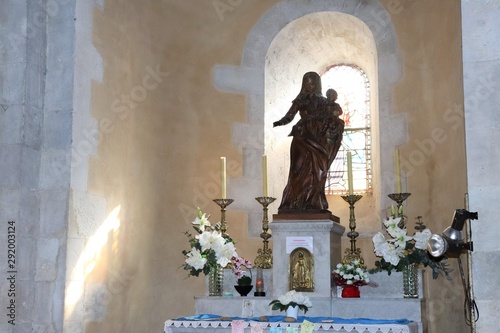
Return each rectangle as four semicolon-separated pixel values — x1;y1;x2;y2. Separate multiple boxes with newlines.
388;192;411;227
388;192;411;207
254;196;276;269
341;194;365;266
213;198;234;238
254;267;266;297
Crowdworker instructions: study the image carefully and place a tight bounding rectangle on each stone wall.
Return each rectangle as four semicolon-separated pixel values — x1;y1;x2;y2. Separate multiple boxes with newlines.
462;1;500;332
0;1;76;332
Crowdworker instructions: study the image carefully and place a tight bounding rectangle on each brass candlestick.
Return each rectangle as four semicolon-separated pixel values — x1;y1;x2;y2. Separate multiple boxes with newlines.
341;194;364;266
388;192;411;227
388;192;411;207
254;196;276;269
213;198;234;238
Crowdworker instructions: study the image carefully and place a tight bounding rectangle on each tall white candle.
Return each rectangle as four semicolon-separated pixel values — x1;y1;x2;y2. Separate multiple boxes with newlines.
394;149;402;193
262;155;268;197
221;157;226;199
347;151;353;195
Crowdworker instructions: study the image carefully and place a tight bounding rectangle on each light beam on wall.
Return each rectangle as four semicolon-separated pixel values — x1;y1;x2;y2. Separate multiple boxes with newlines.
65;205;121;320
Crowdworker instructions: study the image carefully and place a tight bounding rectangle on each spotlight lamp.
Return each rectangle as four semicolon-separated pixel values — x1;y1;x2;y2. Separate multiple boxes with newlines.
427;209;478;258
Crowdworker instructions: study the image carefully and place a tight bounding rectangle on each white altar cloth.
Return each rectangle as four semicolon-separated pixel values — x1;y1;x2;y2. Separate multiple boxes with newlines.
164;319;419;333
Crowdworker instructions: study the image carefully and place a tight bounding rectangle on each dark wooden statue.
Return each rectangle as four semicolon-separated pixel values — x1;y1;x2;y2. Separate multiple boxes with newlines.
273;72;344;215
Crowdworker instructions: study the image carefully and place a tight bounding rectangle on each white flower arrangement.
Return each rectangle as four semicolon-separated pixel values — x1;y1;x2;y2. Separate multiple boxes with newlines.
370;213;452;280
332;260;369;287
269;290;313;314
372;216;415;266
182;208;238;277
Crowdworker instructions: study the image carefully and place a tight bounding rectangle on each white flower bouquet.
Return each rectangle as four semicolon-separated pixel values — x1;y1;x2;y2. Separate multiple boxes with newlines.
332;260;369;287
269;290;313;314
182;208;238;277
370;214;452;279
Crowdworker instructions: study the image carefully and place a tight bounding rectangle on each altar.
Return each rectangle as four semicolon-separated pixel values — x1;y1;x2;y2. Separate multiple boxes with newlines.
171;217;425;333
190;270;424;333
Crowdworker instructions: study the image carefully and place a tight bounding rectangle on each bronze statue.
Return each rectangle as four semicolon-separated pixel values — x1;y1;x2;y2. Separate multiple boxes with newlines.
289;249;314;291
274;72;344;214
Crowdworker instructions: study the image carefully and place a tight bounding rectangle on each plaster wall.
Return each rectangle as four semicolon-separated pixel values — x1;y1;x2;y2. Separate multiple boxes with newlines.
387;1;468;332
83;1;468;332
78;1;273;332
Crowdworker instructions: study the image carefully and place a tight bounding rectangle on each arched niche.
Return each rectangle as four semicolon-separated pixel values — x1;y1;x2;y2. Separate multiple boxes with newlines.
265;12;378;224
213;0;404;236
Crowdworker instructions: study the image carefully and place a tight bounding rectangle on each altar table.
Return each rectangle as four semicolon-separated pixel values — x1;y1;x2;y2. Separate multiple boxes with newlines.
164;316;419;333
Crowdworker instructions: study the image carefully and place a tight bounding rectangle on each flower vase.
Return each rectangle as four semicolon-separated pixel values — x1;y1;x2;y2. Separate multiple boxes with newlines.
402;263;419;298
286;305;299;319
208;265;224;296
341;285;360;298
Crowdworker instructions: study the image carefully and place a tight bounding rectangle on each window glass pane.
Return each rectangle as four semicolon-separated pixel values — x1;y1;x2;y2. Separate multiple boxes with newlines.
322;65;372;194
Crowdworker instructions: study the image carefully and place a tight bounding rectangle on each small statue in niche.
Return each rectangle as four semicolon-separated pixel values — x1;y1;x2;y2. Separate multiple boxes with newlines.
273;72;345;214
289;248;314;292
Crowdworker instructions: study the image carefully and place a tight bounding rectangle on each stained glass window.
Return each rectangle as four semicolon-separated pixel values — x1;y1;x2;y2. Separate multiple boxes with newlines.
322;65;372;194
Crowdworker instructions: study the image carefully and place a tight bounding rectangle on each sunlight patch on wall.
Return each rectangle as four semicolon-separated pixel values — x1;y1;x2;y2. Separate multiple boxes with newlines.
65;205;121;319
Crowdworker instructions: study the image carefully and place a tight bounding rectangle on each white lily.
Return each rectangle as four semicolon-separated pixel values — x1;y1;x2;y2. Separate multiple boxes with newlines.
192;211;211;231
185;248;207;270
413;229;432;250
216;242;237;267
197;230;225;252
390;227;412;249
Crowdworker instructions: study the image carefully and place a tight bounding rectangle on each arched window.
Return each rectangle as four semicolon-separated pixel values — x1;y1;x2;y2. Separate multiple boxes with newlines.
322;65;372;195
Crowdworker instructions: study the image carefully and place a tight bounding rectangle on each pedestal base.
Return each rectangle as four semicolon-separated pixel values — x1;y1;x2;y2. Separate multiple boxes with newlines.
273;212;340;222
269;217;345;298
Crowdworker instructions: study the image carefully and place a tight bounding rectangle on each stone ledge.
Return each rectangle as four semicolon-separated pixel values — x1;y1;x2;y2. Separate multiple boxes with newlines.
270;220;345;234
273;212;340;222
194;296;424;323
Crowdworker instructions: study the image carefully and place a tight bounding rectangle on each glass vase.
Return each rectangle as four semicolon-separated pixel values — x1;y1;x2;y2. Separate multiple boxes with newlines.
208;265;224;296
402;263;419;298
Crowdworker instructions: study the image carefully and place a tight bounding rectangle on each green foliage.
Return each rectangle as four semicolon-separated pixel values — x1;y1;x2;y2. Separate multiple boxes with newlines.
237;275;252;286
369;248;453;280
269;300;310;314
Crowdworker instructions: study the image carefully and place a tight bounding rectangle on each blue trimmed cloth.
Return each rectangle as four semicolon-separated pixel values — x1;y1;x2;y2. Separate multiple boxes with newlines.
176;314;412;325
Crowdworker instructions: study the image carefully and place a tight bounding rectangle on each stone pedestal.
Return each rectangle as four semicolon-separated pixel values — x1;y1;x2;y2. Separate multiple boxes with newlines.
269;216;345;298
